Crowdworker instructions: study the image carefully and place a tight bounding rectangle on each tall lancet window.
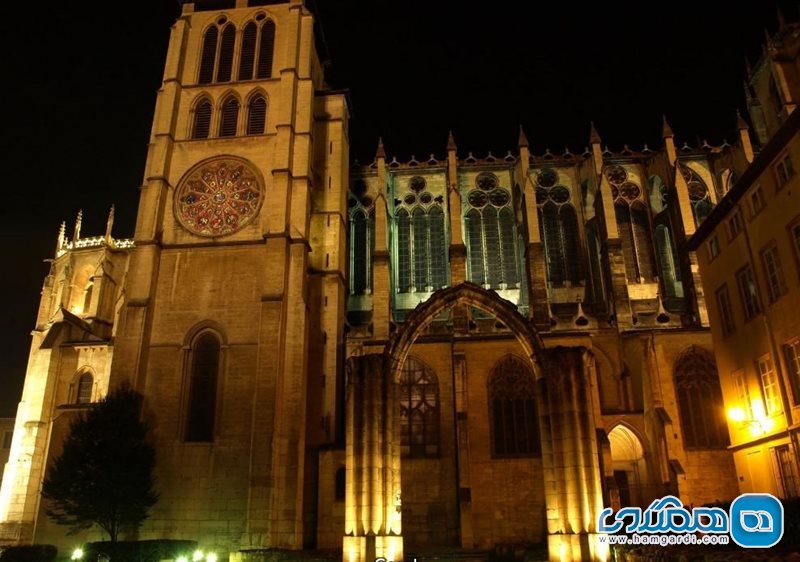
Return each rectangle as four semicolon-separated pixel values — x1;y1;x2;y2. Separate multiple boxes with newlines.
216;24;236;82
489;355;540;457
257;20;276;79
219;95;240;137
464;172;520;289
191;97;213;139
393;175;448;296
198;25;219;84
679;163;713;227
655;224;683;301
348;184;375;297
246;93;267;135
185;331;220;442
605;165;656;283
399;356;440;458
674;346;728;449
534;167;580;286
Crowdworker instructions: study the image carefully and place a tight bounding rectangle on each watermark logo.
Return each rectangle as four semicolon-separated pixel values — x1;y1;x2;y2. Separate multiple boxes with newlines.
729;493;783;548
598;493;784;548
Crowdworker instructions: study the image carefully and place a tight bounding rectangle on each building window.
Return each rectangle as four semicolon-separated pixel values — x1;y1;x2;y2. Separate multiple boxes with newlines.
334;467;346;501
349;206;374;295
246;94;267;135
2;431;13;449
680;163;713;227
395;176;448;294
727;209;743;240
761;243;788;303
772;445;800;498
534;168;580;286
216;24;236;82
586;222;607;307
715;284;736;337
465;172;520;289
655;224;683;300
784;339;800;406
674;346;729;449
750;186;765;217
775;153;795;188
708;235;720;261
737;264;762;321
732;369;752;419
488;355;540;458
757;355;782;416
257;20;276;79
74;372;93;404
605;166;656;283
238;21;258;80
185;332;220;442
198;25;219;84
219;96;240;137
399;356;439;458
192;98;213;139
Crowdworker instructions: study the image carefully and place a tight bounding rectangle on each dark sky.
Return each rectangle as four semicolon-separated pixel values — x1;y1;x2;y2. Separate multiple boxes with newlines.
0;1;794;415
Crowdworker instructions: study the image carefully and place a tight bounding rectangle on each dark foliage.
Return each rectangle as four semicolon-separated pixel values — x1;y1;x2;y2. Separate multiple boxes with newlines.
83;540;197;562
0;545;57;562
41;385;158;541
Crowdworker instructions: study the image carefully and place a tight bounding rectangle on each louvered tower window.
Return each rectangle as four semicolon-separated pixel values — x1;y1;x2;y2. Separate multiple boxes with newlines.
192;98;213;139
239;21;258;80
247;94;267;134
393;176;448;294
219;96;240;137
216;24;236;82
464;172;520;289
605;166;656;283
674;346;728;449
257;20;276;78
198;25;219;84
534;168;580;286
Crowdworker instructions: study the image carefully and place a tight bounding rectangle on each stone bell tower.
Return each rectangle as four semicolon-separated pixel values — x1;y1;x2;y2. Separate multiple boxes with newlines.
107;0;349;553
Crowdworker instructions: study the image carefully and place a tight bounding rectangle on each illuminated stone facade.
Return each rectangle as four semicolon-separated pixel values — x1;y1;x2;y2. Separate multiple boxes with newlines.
3;2;797;562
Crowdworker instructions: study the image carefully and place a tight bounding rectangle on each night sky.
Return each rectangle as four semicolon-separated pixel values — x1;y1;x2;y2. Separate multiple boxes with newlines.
0;1;794;415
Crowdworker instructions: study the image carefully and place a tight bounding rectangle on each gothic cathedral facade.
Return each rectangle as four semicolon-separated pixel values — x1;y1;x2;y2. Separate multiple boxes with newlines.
1;2;793;561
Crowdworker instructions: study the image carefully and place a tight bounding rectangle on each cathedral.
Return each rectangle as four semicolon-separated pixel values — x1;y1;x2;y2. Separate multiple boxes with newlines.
1;1;797;561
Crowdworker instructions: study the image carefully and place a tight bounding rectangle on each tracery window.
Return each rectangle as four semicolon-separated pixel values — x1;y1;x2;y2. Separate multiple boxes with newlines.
534;168;580;286
349;183;375;296
488;355;540;457
674;346;728;449
185;331;221;442
680;164;713;227
399;356;440;458
394;176;448;294
464;172;520;289
606;165;656;283
76;372;93;405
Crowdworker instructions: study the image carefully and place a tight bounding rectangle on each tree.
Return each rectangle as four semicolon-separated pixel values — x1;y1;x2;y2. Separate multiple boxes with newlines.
42;384;158;542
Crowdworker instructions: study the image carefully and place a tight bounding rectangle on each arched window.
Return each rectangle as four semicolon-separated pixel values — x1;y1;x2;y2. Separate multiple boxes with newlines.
488;355;540;457
648;175;667;214
219;96;240;137
82;282;93;315
257;20;276;79
215;24;236;82
198;26;219;84
674;346;729;449
393;176;448;294
76;372;93;404
464;172;520;289
192;98;213;139
185;332;220;442
349;207;374;295
534;169;580;286
655;224;683;300
239;21;258;80
680;164;714;227
334;466;346;501
586;223;606;306
399;356;439;457
606;166;656;283
246;94;267;135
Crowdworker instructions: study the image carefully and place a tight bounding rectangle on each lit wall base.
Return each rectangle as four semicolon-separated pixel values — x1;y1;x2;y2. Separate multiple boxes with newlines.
548;533;608;562
0;521;33;545
343;535;404;562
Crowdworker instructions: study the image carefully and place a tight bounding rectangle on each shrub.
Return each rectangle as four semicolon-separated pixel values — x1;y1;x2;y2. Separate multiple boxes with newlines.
83;540;198;562
0;544;57;562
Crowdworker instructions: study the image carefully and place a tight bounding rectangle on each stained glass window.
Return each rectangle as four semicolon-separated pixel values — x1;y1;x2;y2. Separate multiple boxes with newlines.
185;332;220;442
674;347;728;449
534;168;580;286
399;356;439;458
680;164;714;227
489;356;540;457
175;157;263;237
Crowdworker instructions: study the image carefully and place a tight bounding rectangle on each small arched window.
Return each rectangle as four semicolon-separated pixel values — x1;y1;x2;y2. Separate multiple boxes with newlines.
399;356;440;458
219;96;240;137
76;372;93;405
216;24;236;82
257;20;276;79
674;346;729;449
334;466;346;501
246;94;267;135
192;98;213;139
185;332;220;442
488;355;540;457
198;26;219;84
239;22;258;80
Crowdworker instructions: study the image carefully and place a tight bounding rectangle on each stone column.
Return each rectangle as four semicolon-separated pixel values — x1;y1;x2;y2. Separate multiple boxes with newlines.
343;354;403;562
537;347;608;562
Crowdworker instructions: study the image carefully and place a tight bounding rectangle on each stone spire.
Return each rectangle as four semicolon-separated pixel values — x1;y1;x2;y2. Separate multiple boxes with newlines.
73;210;83;242
56;221;66;255
736;109;749;130
662;115;677;165
447;130;457;152
662;115;674;138
589;121;602;145
518;125;529;148
375;137;386;161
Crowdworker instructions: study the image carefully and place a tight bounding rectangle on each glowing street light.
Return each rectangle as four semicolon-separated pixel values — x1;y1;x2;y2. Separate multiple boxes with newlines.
207;553;218;562
71;548;84;560
193;551;204;562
